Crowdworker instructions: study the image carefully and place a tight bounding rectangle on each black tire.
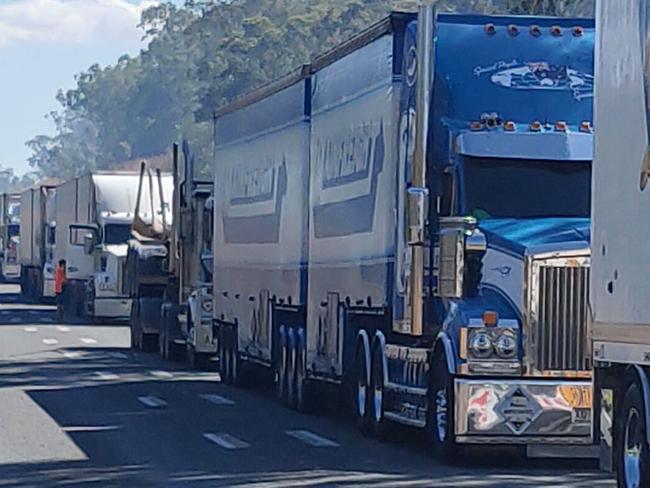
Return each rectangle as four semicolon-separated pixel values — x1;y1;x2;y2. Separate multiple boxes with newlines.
276;329;289;404
292;330;310;413
369;346;390;440
617;383;650;488
426;352;458;461
353;344;371;435
187;344;206;370
158;321;168;359
219;326;230;384
130;301;142;351
228;326;240;385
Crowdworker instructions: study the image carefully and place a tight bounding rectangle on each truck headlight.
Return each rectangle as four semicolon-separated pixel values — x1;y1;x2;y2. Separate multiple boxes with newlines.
494;332;517;359
469;330;493;359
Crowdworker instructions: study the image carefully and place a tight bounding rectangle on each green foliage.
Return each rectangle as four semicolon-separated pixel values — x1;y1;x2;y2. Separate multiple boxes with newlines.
25;0;594;179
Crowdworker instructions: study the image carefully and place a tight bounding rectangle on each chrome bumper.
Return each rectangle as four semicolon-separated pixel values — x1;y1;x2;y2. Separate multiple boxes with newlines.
455;378;593;444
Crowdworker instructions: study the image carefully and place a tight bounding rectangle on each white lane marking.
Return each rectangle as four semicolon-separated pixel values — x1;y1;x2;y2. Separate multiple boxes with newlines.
285;430;339;447
95;372;119;381
107;352;127;359
24;327;37;333
9;317;20;323
62;351;80;359
40;317;53;323
56;326;71;332
80;338;97;345
137;396;167;408
63;425;121;432
42;338;58;345
149;370;173;379
200;394;235;406
203;433;250;450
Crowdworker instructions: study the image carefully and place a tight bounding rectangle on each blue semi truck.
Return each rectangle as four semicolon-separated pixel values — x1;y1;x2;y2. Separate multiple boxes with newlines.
212;8;595;456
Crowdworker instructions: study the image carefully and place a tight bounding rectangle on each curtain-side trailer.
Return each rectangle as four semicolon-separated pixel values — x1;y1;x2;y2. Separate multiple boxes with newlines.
592;0;650;486
214;8;596;457
19;183;58;300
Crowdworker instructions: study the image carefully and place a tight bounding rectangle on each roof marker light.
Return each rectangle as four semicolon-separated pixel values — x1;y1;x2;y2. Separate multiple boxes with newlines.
530;121;542;132
483;311;499;327
573;26;584;37
555;121;569;132
580;121;593;133
484;23;496;35
530;25;541;37
507;24;519;36
504;121;516;132
470;121;483;131
551;25;563;36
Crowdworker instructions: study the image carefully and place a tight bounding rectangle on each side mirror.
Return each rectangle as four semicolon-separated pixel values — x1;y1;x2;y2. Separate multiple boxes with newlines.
83;233;96;255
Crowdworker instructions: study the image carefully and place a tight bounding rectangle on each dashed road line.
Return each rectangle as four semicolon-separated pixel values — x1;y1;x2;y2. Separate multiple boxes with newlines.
80;337;98;345
24;327;37;333
63;425;121;432
56;326;71;332
200;394;235;406
95;371;119;381
61;351;81;359
42;338;58;345
107;352;128;359
149;370;173;379
137;396;167;408
203;433;250;450
285;430;339;447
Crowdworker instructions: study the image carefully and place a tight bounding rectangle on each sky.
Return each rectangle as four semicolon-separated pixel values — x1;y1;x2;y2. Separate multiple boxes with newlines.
0;0;181;175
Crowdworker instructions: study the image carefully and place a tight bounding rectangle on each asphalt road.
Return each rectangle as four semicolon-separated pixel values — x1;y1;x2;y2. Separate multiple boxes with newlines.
0;283;615;487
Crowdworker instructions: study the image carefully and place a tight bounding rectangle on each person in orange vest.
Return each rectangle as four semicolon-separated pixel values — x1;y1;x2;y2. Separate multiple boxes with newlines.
54;259;67;321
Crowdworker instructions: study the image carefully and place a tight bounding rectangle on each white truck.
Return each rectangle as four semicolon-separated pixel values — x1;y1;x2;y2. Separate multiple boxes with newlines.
55;172;141;321
19;182;58;300
592;0;650;486
0;193;21;282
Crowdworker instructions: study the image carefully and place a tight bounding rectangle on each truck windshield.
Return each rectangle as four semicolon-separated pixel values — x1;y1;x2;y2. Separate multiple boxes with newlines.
7;224;19;239
103;224;131;245
462;157;591;219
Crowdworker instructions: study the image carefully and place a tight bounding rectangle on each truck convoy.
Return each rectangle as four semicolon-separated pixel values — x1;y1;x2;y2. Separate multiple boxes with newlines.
591;0;650;486
0;193;21;282
19;182;58;300
212;8;595;456
127;144;215;367
55;172;140;321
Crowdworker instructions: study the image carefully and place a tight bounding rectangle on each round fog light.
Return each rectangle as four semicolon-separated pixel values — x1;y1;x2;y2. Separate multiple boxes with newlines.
495;333;517;359
469;330;493;359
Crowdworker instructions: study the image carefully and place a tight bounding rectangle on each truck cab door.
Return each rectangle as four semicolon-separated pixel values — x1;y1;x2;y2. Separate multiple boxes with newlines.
65;224;97;279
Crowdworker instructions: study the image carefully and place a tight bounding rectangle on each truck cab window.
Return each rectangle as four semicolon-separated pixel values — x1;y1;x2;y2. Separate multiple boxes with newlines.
462;157;591;219
103;224;131;245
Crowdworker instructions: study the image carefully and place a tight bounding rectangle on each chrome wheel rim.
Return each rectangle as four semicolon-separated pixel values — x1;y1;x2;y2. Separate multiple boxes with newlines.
357;375;367;417
624;407;643;488
435;388;448;442
373;385;382;423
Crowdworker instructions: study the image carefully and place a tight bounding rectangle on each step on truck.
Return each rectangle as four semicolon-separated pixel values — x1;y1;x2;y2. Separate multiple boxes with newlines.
213;8;596;456
126;145;215;366
0;193;21;282
55;172;141;321
19;181;58;300
592;0;650;486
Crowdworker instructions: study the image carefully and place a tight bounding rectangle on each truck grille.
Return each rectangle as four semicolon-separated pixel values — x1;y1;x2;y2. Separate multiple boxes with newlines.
531;262;590;372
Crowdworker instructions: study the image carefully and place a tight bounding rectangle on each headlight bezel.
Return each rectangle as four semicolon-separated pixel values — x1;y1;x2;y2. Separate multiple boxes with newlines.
464;325;519;362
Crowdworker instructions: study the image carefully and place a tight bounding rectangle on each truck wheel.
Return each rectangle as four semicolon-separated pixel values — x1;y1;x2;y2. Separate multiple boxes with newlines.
276;327;288;404
158;322;168;359
219;327;230;384
427;353;458;461
286;329;297;408
130;302;141;351
293;330;311;412
618;383;650;488
370;346;390;440
353;344;371;435
187;344;206;370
